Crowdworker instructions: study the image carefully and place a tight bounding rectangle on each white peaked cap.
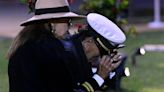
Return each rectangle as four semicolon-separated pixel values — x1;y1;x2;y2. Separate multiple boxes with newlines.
87;13;126;44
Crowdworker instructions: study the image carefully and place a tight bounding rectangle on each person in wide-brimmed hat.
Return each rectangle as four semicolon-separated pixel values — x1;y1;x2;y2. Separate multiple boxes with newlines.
7;0;126;91
7;0;95;92
20;0;86;39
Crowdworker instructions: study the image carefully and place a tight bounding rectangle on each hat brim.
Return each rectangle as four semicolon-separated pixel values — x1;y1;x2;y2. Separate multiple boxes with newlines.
117;44;125;48
87;13;126;44
21;12;86;26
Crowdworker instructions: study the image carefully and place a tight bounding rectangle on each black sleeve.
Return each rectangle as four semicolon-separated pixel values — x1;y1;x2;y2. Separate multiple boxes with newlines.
8;39;75;92
70;36;102;92
34;40;75;92
76;78;101;92
36;40;102;92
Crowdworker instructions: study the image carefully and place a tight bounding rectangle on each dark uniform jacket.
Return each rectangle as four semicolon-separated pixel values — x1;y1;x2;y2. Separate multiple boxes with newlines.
8;36;100;92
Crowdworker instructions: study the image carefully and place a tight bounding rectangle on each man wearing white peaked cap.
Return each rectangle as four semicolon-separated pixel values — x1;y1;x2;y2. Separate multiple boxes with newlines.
72;13;126;91
84;13;127;91
86;13;126;55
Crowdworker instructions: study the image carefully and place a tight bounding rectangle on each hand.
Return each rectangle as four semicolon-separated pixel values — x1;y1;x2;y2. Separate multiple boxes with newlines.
111;52;122;63
110;53;122;69
97;54;122;79
97;55;113;79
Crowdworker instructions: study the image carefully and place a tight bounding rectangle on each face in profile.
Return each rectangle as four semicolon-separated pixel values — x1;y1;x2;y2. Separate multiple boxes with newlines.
50;19;70;38
52;23;69;37
82;37;100;61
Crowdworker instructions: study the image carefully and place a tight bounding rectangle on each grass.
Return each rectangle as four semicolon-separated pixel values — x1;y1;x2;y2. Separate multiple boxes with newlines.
0;38;11;92
0;31;164;92
121;31;164;92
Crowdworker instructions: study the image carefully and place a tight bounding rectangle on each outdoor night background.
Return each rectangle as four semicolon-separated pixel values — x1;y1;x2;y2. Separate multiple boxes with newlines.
0;0;164;92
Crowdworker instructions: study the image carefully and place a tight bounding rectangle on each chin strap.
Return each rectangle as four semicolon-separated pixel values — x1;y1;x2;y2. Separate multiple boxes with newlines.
96;38;109;52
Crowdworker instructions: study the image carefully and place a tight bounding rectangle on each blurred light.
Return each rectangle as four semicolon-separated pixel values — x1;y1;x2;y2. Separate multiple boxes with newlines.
139;48;145;55
124;67;130;77
91;67;97;73
132;47;146;66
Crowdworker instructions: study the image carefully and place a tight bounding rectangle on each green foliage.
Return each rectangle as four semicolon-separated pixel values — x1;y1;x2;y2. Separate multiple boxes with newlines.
20;0;27;4
80;0;128;21
126;25;137;38
20;0;36;13
80;0;137;37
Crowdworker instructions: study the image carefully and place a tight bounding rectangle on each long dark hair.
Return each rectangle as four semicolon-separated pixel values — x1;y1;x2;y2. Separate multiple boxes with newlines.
7;23;53;59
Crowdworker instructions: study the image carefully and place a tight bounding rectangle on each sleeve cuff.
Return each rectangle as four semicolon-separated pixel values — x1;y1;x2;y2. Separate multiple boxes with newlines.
109;72;116;79
93;74;104;86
